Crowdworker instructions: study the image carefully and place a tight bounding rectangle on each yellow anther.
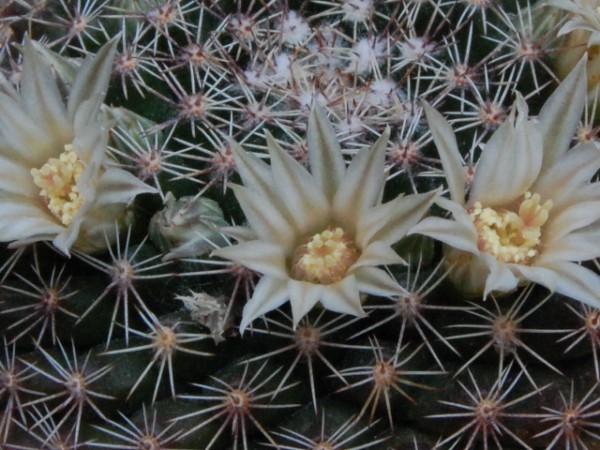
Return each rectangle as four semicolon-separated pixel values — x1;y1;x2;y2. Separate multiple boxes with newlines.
31;144;85;226
291;226;359;284
469;192;552;264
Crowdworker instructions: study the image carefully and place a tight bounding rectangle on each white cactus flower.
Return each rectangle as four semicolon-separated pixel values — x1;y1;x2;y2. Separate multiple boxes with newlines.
549;0;600;46
0;39;156;255
212;107;438;332
413;57;600;309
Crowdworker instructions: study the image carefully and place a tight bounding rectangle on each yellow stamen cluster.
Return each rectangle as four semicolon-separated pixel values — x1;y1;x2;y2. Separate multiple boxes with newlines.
291;226;359;285
469;192;552;264
31;144;85;226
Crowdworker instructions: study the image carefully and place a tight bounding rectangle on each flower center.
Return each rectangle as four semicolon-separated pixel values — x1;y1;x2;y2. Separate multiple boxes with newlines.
469;192;552;264
291;226;359;284
31;144;85;226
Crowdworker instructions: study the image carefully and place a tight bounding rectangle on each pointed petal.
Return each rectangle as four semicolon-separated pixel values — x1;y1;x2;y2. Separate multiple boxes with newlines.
482;254;519;298
357;189;438;247
30;40;79;85
510;264;557;292
230;184;295;247
20;38;70;143
542;262;600;310
0;92;53;166
73;119;107;165
354;266;403;296
307;106;346;201
423;101;465;204
240;276;289;334
333;129;389;224
538;55;587;172
73;96;104;132
470;95;543;207
288;280;323;327
352;240;404;269
230;139;274;194
410;216;479;254
95;168;157;205
267;132;329;233
0;198;63;243
68;38;119;120
229;140;292;225
531;143;600;209
0;156;38;197
539;226;600;264
211;241;288;278
53;219;84;256
320;275;365;317
544;200;600;243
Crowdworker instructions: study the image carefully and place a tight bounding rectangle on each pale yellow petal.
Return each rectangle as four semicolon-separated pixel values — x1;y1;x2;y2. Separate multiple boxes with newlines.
240;276;289;334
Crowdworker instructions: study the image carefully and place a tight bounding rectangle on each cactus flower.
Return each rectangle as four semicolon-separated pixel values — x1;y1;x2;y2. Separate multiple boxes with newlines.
212;107;438;332
549;0;600;46
414;57;600;308
0;39;156;254
547;0;600;89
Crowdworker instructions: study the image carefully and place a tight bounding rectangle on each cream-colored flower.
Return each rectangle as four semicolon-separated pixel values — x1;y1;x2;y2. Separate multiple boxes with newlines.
212;107;438;332
0;39;156;254
413;57;600;309
548;0;600;45
547;0;600;84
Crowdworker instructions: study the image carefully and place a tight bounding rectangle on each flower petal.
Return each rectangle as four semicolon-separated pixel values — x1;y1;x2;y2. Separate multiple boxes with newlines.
230;184;295;247
470;95;543;207
53;220;84;256
211;241;288;278
423;101;465;204
333;129;389;226
538;55;587;172
95;167;157;205
356;189;438;247
410;216;479;254
229;139;273;193
0;198;63;242
352;240;404;269
266;132;329;233
67;38;119;120
20;38;71;144
541;261;600;310
229;139;292;223
73;96;105;136
307;106;346;202
354;266;404;297
0;156;38;197
73;119;107;165
320;275;365;317
539;226;600;264
288;280;323;327
510;264;557;292
531;142;600;209
0;92;52;166
481;254;519;298
544;200;600;243
240;276;290;334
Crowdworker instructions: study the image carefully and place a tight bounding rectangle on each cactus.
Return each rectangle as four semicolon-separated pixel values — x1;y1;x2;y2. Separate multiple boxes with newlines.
2;1;600;449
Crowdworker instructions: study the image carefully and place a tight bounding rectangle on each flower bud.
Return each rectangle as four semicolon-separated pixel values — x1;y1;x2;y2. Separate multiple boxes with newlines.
149;192;229;260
